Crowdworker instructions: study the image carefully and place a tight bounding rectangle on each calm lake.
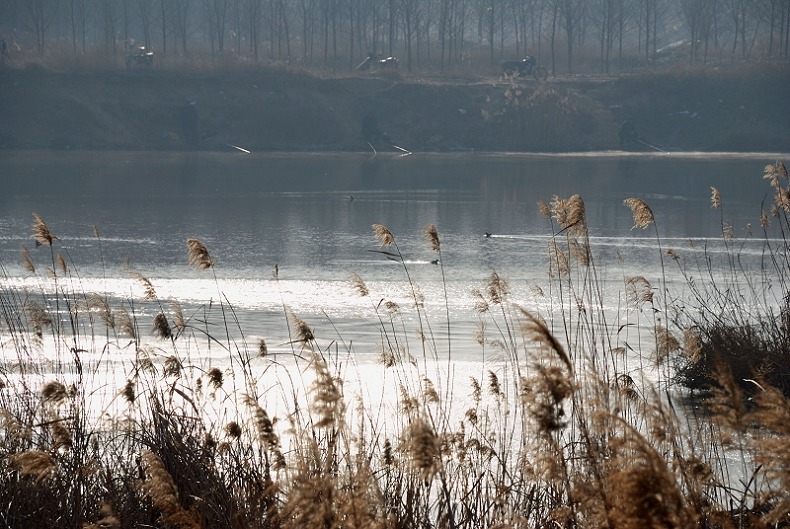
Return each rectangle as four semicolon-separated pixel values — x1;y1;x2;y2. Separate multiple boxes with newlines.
1;150;787;369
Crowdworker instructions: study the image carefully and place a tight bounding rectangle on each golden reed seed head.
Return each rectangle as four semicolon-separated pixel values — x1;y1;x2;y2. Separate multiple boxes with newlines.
20;244;35;273
41;381;69;404
207;367;224;389
372;223;394;246
31;212;57;247
424;224;440;251
349;272;369;297
152;313;172;339
225;421;243;439
132;272;157;300
550;194;587;236
287;308;314;344
56;253;67;274
623;197;655;230
710;186;721;209
186;238;213;270
10;450;57;482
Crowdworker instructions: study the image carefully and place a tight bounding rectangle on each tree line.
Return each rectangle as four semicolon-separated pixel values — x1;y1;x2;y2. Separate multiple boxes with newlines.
1;0;788;74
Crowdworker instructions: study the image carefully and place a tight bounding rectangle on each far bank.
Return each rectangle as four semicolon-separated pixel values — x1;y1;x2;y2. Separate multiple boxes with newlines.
0;64;787;153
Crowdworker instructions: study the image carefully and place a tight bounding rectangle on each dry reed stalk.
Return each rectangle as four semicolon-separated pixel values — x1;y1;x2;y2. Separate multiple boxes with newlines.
681;328;703;364
623;197;655;230
31;212;57;246
569;238;591;266
186;238;213;270
548;240;570;277
281;475;335;529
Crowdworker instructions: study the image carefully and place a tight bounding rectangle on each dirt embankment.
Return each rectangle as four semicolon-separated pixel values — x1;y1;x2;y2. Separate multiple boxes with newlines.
0;65;787;153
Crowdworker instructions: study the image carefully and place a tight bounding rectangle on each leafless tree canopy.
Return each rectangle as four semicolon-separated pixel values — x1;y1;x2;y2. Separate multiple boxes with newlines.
0;0;788;73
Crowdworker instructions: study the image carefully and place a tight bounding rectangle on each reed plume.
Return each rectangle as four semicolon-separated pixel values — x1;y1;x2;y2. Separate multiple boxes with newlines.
404;415;442;480
550;193;587;236
89;294;115;329
207;367;224;389
140;450;201;529
424;223;440;251
286;308;315;347
40;380;70;404
24;298;52;337
710;186;721;209
171;300;186;332
244;395;281;451
83;503;120;529
372;223;395;246
309;352;344;428
9;450;57;482
485;270;509;305
625;276;654;308
117;306;136;338
152;313;172;339
20;244;35;273
186;238;213;269
31;212;57;246
349;271;369;297
623;197;655;230
517;306;573;374
131;272;157;300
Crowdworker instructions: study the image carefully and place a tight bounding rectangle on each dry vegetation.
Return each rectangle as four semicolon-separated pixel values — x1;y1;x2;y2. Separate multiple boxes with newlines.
1;163;790;528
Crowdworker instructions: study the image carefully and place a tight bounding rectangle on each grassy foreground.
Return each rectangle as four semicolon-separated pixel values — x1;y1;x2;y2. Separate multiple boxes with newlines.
1;163;789;528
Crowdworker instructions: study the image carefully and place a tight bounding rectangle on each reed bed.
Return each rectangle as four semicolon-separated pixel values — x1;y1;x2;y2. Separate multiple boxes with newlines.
1;162;789;529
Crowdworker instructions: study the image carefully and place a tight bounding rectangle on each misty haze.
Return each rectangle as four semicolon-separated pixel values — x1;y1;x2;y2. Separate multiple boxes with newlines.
1;1;790;528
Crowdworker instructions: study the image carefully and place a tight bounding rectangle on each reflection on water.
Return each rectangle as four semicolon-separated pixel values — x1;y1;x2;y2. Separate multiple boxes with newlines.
0;150;786;362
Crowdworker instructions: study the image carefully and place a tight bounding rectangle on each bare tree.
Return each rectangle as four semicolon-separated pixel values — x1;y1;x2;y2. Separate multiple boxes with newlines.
26;0;58;55
679;0;717;63
172;0;192;55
